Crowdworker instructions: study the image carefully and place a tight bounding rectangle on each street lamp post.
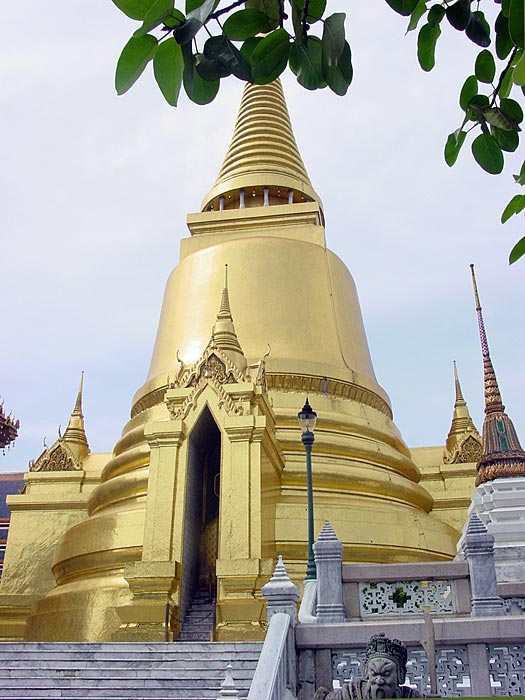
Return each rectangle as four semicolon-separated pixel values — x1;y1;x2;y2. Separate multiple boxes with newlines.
298;398;317;581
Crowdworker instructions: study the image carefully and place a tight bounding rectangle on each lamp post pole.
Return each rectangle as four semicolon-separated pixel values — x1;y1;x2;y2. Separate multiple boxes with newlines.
298;399;317;581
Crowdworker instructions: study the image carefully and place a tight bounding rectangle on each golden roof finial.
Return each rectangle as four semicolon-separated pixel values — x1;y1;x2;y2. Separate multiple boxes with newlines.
445;361;481;460
62;372;89;459
201;80;322;213
211;268;247;376
219;264;231;317
453;360;465;403
469;266;525;485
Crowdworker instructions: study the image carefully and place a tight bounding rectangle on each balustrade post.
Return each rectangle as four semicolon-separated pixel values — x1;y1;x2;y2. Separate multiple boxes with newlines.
462;513;505;616
262;556;300;696
313;521;345;623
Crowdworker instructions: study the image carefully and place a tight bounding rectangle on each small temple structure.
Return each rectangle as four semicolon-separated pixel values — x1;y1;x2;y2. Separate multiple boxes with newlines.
458;265;525;582
0;401;19;454
0;80;521;644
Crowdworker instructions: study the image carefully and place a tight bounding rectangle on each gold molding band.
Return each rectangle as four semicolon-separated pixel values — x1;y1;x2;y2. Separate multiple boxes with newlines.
131;373;392;419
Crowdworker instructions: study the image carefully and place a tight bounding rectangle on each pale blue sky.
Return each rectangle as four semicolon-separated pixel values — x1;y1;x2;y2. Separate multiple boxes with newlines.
1;2;523;472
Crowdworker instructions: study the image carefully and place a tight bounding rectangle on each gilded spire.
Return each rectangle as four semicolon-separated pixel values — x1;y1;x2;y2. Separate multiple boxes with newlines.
445;361;481;462
211;266;247;376
62;372;89;460
453;359;465;403
470;265;525;485
201;80;321;213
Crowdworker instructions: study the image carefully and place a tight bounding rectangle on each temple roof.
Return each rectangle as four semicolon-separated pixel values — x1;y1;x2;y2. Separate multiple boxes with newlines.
470;264;525;485
201;80;322;213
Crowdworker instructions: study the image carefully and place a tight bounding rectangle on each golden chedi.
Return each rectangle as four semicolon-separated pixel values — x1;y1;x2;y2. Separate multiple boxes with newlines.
8;81;460;643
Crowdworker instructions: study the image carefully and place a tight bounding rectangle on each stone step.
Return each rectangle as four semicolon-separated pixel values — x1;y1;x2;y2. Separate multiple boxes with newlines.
0;668;255;679
0;660;258;671
0;642;260;652
0;678;251;689
0;641;260;699
0;691;241;699
0;651;260;662
0;645;261;660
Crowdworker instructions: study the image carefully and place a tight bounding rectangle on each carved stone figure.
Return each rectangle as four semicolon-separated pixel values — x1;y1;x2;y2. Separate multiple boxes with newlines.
314;634;422;699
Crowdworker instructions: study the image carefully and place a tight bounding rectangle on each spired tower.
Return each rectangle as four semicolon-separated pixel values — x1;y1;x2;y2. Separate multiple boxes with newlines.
24;81;458;642
462;265;525;582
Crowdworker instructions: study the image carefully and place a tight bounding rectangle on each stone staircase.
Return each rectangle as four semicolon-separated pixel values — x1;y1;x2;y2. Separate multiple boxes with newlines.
0;641;262;699
178;591;216;642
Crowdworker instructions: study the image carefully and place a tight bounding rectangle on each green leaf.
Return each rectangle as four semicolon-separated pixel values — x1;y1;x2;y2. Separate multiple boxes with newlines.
444;129;467;166
185;0;200;11
484;107;519;131
495;12;513;60
384;0;419;17
406;1;427;33
162;9;186;27
459;75;478;111
134;0;173;37
322;13;346;68
291;0;327;23
174;0;216;44
196;52;230;80
223;9;275;41
508;0;525;48
427;5;445;27
514;51;525;86
500;65;515;98
111;0;156;20
204;35;252;80
251;28;291;84
182;47;220;104
471;133;504;173
417;22;441;71
467;93;490;121
290;37;324;90
466;11;491;48
513;160;525;184
446;0;471;31
325;41;353;96
501;194;525;222
475;50;496;83
246;0;280;22
153;37;183;105
491;125;519;151
115;34;158;95
509;235;525;264
500;97;523;124
241;37;263;63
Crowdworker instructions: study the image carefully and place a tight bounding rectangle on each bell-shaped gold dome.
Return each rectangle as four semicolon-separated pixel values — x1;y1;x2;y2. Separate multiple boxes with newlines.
25;81;459;644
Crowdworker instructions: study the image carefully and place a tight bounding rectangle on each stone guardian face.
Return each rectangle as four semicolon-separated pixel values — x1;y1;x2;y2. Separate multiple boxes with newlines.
364;657;402;699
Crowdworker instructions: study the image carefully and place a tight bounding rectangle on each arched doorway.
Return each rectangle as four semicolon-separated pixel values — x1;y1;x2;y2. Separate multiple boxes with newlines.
180;407;221;620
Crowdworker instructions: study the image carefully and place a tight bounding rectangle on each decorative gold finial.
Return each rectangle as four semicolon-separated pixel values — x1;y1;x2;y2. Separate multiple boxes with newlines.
201;80;322;213
219;265;231;317
62;372;89;460
469;266;525;485
211;271;247;376
444;361;481;463
453;360;464;403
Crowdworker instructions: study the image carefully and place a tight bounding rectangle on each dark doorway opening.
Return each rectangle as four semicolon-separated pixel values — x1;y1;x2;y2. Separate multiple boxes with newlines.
181;407;221;623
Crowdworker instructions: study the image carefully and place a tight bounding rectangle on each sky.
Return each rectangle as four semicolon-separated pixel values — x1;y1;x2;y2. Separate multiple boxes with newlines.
1;2;524;472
